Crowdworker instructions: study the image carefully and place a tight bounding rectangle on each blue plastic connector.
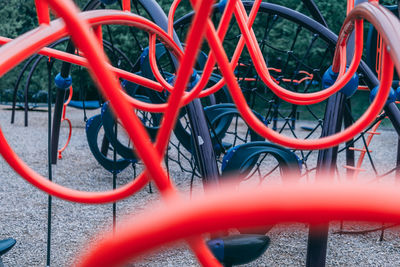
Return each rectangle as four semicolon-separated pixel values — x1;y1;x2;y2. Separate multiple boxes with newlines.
207;239;224;263
140;46;150;66
167;70;199;90
217;0;228;13
167;75;175;86
54;73;72;90
295;155;303;172
321;66;359;98
369;86;396;105
121;79;128;89
221;146;237;172
188;70;200;90
396;87;400;101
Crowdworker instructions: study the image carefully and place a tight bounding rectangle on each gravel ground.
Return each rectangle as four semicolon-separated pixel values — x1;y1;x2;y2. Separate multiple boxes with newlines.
1;105;400;266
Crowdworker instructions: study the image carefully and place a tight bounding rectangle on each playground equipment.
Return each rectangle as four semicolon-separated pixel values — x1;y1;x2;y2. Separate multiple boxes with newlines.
1;0;400;266
172;2;400;263
75;181;400;266
0;239;15;267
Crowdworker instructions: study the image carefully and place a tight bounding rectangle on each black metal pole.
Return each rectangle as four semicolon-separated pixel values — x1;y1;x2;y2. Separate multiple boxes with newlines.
185;99;220;188
101;136;110;156
304;0;399;264
11;38;70;126
343;99;354;178
301;0;328;27
46;58;55;267
306;92;346;267
385;103;400;182
272;97;279;131
385;102;400;136
51;87;68;164
139;0;220;188
113;123;117;234
11;56;37;124
397;137;400;182
23;56;44;127
51;42;75;164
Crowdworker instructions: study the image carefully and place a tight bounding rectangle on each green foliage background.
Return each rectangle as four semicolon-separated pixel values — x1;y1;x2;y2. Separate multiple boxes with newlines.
0;0;397;102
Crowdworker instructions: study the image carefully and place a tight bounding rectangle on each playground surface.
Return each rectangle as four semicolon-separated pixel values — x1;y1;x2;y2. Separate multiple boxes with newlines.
1;105;400;266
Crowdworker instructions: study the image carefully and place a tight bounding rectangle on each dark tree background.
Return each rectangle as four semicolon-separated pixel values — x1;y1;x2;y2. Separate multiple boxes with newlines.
0;0;396;102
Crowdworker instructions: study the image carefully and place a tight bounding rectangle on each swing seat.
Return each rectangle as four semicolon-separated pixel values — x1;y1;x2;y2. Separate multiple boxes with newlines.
221;141;301;177
86;114;131;173
221;142;301;235
68;100;101;110
203;103;265;156
205;103;265;141
0;238;16;257
207;234;270;266
101;96;161;161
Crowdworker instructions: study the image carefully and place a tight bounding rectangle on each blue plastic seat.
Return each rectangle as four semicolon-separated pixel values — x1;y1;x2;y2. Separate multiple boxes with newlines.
0;238;15;257
207;234;270;266
221;141;301;178
68;100;101;110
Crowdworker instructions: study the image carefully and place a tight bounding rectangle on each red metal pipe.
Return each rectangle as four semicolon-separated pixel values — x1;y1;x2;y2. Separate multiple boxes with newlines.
34;0;50;25
168;0;181;37
232;1;363;104
57;86;73;159
0;36;165;95
0;8;186;203
78;180;400;266
2;0;219;264
203;18;393;149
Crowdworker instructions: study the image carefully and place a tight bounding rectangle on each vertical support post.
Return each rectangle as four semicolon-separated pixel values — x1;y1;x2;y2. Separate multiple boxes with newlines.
300;0;328;27
185;99;220;187
343;99;354;178
306;92;346;267
396;137;400;182
101;136;110;156
46;58;54;267
51;87;68;164
272;96;279;131
112;123;117;234
385;103;400;181
138;0;220;188
385;102;400;137
51;41;75;164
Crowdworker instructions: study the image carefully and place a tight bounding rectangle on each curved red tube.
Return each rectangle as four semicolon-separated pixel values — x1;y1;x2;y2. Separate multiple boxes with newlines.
231;1;363;104
0;0;396;203
0;8;171;203
78;180;400;267
0;0;396;266
148;34;174;91
0;36;165;96
57;85;73;159
204;19;393;150
154;0;361;105
57;118;72;159
0;6;222;205
4;0;219;265
168;0;181;37
0;11;188;113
